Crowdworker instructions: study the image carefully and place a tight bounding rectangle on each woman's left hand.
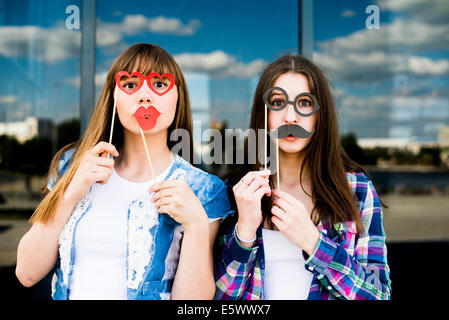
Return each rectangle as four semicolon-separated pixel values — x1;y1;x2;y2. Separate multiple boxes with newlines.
270;189;320;256
150;180;208;231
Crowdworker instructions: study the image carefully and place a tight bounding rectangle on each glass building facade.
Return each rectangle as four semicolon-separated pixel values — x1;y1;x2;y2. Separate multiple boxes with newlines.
0;0;448;300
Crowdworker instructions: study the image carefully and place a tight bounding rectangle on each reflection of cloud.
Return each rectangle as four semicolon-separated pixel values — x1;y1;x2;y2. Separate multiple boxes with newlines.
96;15;201;48
337;92;449;140
174;51;265;78
378;0;449;25
121;15;201;36
0;15;201;63
338;94;390;119
0;95;18;104
0;24;80;63
318;18;449;54
315;51;449;82
408;56;449;75
341;9;356;18
390;96;449;121
314;16;449;82
339;94;449;120
65;70;109;88
10;101;32;121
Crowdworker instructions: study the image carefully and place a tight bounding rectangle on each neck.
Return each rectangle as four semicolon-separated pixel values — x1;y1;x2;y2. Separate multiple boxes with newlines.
278;150;311;189
116;128;172;179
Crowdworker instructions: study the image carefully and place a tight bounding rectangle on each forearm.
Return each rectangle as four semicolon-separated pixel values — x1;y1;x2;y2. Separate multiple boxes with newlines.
171;220;215;299
16;194;77;287
305;233;391;300
215;231;259;300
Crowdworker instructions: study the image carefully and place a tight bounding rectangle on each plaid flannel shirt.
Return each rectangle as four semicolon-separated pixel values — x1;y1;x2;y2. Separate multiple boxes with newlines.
214;171;392;300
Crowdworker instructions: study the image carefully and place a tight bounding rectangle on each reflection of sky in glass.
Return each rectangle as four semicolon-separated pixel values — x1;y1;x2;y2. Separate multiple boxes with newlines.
314;0;449;142
0;0;448;143
94;0;299;131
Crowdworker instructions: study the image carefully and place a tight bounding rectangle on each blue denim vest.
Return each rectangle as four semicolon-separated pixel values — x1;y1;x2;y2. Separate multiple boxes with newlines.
49;149;233;300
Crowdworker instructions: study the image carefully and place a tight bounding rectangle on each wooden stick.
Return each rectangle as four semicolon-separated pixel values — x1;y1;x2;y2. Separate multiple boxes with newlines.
107;85;118;158
276;137;280;192
139;127;157;185
264;103;267;171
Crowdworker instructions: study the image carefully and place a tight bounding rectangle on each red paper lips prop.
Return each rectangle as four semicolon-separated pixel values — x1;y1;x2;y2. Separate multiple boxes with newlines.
133;106;161;130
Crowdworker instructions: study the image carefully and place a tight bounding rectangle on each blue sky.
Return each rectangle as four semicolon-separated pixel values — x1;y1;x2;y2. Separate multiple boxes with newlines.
0;0;448;142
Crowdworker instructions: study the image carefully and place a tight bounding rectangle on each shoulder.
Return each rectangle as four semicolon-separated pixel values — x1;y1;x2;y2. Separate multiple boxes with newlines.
46;147;75;191
58;148;76;176
345;170;380;208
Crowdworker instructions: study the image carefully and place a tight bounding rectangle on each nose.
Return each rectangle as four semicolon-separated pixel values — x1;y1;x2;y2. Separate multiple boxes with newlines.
136;80;153;105
138;97;151;104
284;104;298;124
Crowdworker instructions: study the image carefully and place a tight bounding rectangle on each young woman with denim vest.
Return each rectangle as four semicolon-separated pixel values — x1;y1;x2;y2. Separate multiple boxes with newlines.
214;54;392;300
16;43;232;300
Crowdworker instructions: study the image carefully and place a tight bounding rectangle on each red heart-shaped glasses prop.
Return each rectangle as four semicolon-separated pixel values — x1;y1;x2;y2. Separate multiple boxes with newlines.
115;71;175;96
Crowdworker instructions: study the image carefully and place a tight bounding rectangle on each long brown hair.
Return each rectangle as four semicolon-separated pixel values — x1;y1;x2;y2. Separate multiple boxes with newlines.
30;43;193;224
231;54;387;234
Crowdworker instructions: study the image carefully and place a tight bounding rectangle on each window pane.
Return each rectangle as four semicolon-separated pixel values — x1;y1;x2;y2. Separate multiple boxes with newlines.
0;0;81;216
96;0;298;173
313;0;449;246
314;0;449;144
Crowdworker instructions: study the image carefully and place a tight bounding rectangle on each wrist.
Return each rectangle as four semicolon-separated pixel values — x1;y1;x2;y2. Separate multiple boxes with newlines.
304;228;321;256
236;217;259;235
235;222;257;248
183;212;208;233
62;189;80;208
62;184;83;204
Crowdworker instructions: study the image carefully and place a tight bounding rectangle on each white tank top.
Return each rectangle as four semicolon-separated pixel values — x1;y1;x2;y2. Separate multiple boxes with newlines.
68;162;173;300
262;228;313;300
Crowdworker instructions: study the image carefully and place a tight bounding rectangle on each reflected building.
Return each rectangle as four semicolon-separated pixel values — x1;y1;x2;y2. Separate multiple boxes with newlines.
0;117;54;143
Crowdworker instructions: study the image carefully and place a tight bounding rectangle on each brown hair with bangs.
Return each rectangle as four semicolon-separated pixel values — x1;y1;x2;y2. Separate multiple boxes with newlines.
30;43;193;224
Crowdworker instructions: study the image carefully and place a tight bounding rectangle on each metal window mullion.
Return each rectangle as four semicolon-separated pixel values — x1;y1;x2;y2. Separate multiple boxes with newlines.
80;0;96;134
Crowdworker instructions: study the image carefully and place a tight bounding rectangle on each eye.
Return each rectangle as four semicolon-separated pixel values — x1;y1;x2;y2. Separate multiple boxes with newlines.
298;99;311;107
272;99;284;107
269;93;285;108
123;82;137;89
153;81;167;89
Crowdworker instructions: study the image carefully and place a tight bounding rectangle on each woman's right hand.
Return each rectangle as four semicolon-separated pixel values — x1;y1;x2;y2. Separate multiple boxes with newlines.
64;142;119;204
232;170;271;244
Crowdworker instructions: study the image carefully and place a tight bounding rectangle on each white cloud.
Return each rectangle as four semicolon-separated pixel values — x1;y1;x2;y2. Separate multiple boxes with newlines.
341;9;356;18
317;18;449;55
0;24;80;64
174;51;265;78
0;15;202;63
314;16;449;82
337;93;449;123
65;70;109;88
118;15;201;36
96;15;202;49
147;16;201;36
378;0;449;25
408;56;449;75
0;95;18;104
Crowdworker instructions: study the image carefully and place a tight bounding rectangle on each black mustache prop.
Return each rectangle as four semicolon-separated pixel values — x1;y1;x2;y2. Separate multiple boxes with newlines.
272;124;315;139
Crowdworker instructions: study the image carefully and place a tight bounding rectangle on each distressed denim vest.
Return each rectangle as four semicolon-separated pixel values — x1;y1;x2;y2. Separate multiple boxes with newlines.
49;149;233;300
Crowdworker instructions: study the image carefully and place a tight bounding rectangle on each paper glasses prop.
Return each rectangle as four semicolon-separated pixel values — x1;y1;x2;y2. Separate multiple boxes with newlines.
262;87;319;191
108;71;176;184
